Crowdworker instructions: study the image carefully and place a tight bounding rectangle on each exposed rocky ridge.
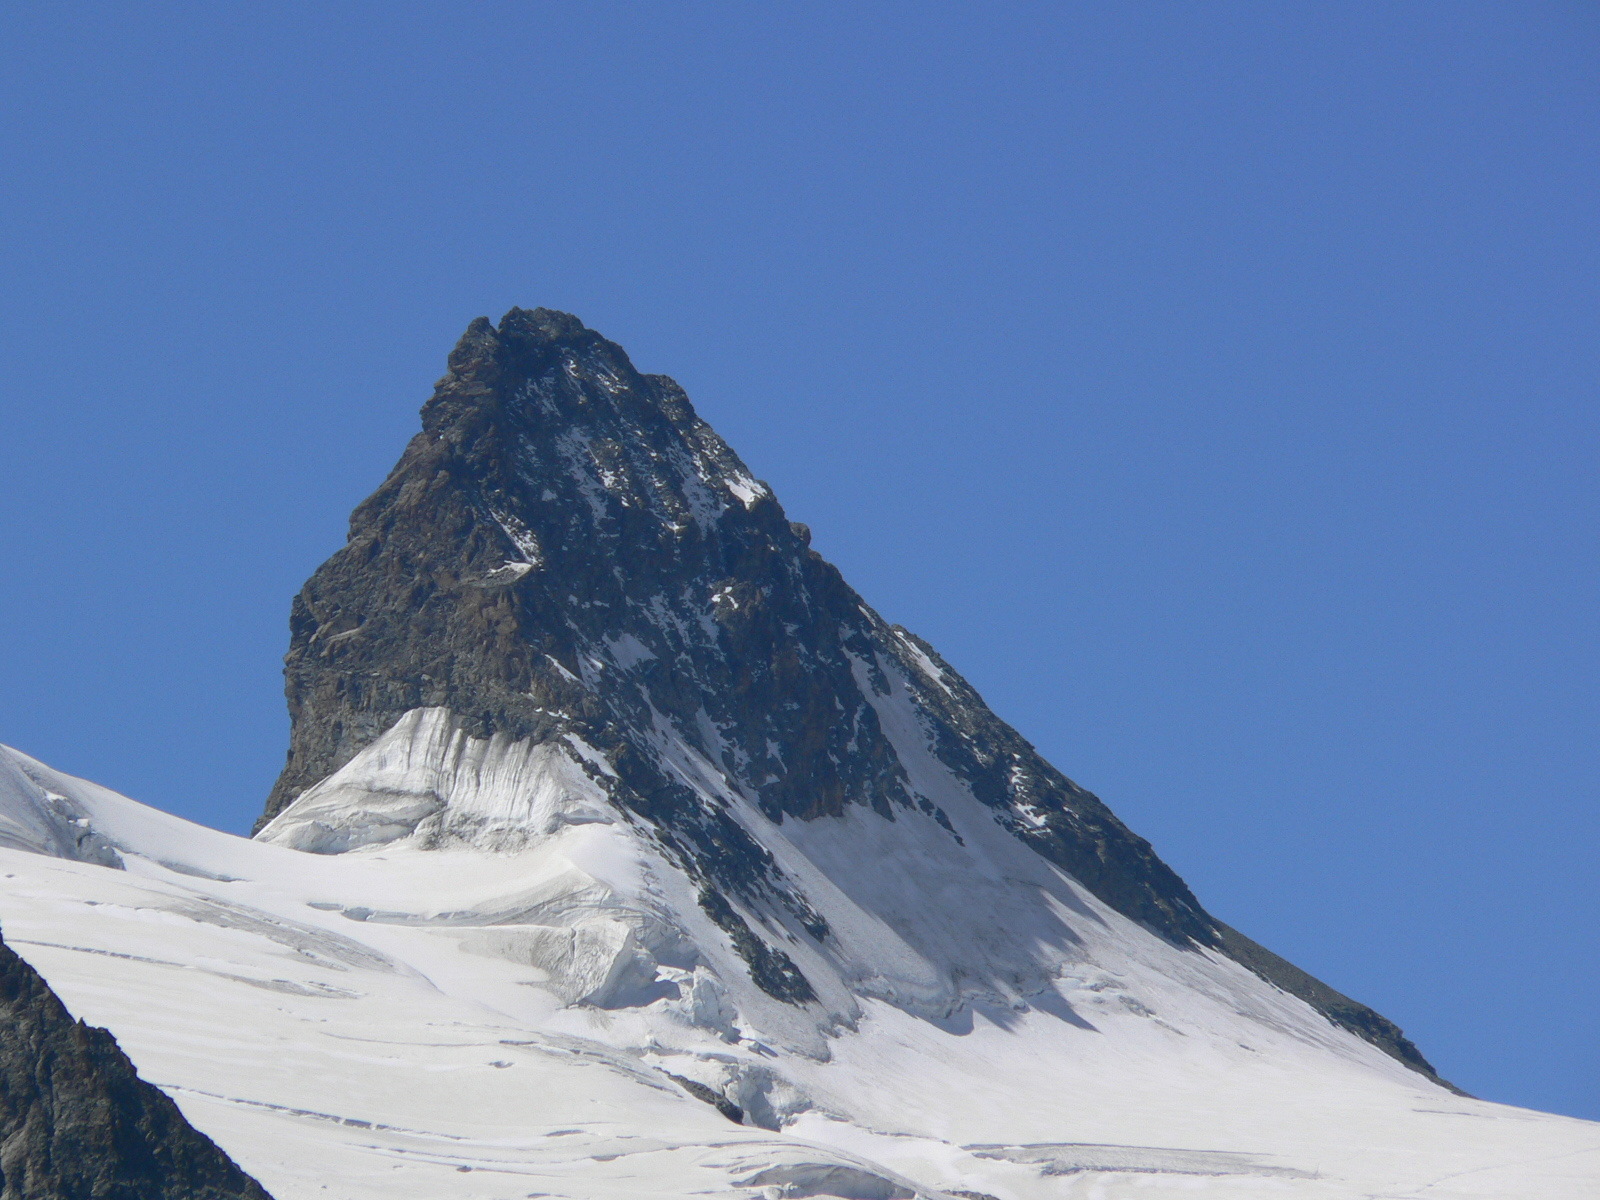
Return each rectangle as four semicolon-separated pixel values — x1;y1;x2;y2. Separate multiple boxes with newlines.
0;929;271;1200
259;307;1449;1084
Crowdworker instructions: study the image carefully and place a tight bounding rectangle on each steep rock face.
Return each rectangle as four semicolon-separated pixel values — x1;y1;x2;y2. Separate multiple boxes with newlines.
0;930;271;1200
259;307;1443;1082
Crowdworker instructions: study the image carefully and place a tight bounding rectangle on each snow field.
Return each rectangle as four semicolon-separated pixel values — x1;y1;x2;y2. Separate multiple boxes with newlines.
0;733;1595;1199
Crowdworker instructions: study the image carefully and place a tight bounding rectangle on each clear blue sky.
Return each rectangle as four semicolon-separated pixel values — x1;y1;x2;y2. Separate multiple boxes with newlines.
1;3;1595;1119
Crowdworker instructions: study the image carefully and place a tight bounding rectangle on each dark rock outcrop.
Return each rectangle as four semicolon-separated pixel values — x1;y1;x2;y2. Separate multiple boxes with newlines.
259;307;1451;1086
663;1073;744;1125
0;930;272;1200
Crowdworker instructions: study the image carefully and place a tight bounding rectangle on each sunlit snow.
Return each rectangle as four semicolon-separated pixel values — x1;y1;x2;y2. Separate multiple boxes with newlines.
0;720;1594;1199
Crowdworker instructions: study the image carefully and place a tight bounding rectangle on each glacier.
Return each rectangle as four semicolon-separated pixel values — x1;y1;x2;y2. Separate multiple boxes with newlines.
1;721;1595;1198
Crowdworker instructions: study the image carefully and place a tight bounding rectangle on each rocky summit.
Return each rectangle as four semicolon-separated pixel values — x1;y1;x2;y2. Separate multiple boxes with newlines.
258;307;1435;1078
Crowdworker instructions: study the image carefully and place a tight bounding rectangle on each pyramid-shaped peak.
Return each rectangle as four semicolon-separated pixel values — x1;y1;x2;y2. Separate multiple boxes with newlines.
262;309;1446;1087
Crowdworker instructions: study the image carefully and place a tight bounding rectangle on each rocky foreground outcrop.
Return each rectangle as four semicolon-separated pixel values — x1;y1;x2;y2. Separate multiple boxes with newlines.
0;930;271;1200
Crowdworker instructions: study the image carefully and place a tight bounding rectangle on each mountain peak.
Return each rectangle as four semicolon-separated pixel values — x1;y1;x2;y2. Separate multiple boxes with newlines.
258;309;1445;1084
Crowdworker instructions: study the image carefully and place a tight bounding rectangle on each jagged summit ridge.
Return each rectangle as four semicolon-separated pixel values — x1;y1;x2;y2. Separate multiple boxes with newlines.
257;307;1442;1081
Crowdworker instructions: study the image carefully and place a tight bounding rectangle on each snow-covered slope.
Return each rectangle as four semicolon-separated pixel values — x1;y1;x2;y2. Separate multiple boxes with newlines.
2;739;1596;1199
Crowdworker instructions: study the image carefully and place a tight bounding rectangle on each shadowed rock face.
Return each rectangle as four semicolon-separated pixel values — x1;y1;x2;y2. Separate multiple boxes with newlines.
260;307;1448;1083
0;931;272;1200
